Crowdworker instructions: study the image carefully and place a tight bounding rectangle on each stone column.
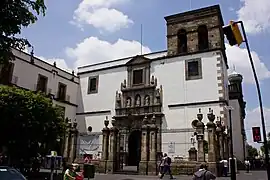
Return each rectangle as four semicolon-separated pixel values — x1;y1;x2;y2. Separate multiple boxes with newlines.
139;116;149;175
71;120;79;162
100;117;110;173
206;108;217;175
196;109;205;162
107;119;119;173
223;133;229;160
69;132;76;162
148;115;158;175
63;119;72;162
215;121;222;161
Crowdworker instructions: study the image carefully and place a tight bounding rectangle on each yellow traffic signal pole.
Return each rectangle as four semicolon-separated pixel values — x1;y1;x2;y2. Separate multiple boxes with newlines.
233;21;270;180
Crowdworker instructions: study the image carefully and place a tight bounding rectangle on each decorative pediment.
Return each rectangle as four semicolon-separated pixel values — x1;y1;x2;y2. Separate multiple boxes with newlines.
126;55;151;66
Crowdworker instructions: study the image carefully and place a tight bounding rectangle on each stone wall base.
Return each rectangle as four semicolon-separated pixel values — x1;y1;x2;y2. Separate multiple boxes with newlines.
106;160;116;174
207;162;217;175
139;161;148;175
147;161;158;175
98;160;107;173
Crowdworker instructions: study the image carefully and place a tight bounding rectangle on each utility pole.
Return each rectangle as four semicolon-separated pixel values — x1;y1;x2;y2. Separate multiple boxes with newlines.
234;21;270;180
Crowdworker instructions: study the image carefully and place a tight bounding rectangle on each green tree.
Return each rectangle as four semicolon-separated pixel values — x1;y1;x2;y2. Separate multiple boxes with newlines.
260;132;270;154
246;144;258;158
0;85;65;162
0;0;46;64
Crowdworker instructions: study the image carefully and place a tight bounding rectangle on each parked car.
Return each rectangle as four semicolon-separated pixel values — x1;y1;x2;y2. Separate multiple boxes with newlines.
0;166;26;180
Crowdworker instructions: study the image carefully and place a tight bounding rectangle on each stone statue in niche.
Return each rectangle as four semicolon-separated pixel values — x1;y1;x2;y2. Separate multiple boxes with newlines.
123;79;127;88
144;95;150;106
126;97;131;107
155;88;161;104
135;95;141;106
190;135;196;147
150;76;155;85
116;91;121;108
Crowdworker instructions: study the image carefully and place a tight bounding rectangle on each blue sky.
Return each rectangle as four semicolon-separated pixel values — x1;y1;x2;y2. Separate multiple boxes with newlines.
21;0;270;147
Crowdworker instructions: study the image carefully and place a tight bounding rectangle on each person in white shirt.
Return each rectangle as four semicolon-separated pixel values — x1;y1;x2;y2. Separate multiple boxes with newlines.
245;159;250;173
220;159;228;177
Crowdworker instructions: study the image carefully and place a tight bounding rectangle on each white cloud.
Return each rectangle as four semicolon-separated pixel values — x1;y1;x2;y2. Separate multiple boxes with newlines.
237;0;270;34
66;36;151;68
226;44;270;83
22;47;73;73
38;56;73;73
245;107;270;148
71;0;133;32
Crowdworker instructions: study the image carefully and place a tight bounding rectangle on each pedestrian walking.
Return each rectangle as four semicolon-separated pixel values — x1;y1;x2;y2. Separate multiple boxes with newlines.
192;163;216;180
245;159;250;173
219;158;228;176
159;153;173;179
158;154;164;177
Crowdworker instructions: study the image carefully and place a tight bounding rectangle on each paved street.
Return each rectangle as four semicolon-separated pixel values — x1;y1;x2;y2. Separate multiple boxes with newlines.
90;171;267;180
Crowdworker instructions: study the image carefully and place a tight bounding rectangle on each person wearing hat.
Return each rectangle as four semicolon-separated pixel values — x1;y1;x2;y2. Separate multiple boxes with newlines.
192;163;216;180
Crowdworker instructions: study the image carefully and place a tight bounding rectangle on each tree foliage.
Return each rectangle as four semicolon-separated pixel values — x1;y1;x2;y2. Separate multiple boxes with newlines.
246;144;258;158
0;85;65;160
260;132;270;154
0;0;46;64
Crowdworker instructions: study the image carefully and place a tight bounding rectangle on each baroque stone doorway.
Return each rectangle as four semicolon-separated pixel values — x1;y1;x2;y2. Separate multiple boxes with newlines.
128;130;141;166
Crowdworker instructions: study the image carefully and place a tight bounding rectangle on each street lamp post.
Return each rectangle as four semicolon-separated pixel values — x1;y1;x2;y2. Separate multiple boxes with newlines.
233;21;270;179
225;106;236;180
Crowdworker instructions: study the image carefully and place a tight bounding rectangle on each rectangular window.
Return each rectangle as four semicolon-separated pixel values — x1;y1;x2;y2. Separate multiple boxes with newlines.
185;58;202;80
58;82;67;101
37;74;48;93
88;76;99;94
133;69;143;85
0;62;14;85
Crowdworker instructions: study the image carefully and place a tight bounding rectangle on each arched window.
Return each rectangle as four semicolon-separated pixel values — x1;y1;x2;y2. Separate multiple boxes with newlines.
198;25;209;50
177;29;187;53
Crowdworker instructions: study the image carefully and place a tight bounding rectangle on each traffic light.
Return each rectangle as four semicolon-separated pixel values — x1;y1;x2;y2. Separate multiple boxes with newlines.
222;21;243;46
252;127;262;142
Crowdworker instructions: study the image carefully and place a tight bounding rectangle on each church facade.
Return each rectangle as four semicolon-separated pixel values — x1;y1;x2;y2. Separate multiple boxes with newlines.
76;5;246;172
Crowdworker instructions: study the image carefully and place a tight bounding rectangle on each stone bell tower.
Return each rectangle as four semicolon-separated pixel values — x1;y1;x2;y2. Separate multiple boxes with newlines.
165;5;226;56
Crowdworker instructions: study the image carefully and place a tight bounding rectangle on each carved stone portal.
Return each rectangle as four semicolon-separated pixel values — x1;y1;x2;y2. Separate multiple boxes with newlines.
101;55;163;175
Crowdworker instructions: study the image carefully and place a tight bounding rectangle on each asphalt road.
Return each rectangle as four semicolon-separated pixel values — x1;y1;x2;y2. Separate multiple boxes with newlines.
89;171;267;180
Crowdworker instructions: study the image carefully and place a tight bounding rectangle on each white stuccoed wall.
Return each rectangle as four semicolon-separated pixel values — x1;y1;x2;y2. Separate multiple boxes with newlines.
10;49;79;121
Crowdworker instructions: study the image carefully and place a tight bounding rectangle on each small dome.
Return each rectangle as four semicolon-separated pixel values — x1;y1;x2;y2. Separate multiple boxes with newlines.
228;70;243;82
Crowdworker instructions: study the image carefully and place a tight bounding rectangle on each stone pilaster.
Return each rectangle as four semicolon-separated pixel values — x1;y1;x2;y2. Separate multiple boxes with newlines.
223;133;229;160
69;120;79;163
206;108;217;175
63;119;72;160
69;133;75;162
196;109;205;162
148;115;158;175
139;116;149;175
107;119;119;173
216;123;222;161
100;118;110;173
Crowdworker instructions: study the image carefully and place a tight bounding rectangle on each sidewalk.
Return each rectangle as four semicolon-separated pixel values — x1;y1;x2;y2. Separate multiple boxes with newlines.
91;171;267;180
